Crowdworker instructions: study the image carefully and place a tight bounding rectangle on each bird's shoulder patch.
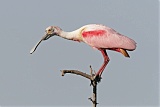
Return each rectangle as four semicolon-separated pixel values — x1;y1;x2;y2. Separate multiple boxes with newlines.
82;29;106;38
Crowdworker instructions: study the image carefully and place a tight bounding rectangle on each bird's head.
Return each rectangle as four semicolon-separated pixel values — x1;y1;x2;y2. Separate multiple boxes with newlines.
30;26;60;54
43;26;58;40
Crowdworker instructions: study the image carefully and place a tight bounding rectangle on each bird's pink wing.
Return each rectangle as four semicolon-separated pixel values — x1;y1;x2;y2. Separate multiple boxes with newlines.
81;27;136;50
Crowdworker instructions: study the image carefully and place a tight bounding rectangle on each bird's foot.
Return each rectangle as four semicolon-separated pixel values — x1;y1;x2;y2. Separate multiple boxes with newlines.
94;75;102;83
89;65;102;83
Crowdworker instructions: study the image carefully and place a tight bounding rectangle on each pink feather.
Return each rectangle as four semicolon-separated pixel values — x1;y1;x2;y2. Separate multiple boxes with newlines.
81;24;136;50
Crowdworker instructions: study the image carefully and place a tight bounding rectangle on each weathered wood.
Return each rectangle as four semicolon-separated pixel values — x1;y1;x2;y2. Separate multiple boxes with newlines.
61;70;92;80
61;66;99;107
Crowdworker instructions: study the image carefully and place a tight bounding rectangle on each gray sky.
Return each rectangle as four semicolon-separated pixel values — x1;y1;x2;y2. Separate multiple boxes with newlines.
0;0;159;106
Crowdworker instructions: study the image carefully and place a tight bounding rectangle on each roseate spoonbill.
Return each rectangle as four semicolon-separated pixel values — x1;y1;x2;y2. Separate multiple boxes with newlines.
30;24;136;81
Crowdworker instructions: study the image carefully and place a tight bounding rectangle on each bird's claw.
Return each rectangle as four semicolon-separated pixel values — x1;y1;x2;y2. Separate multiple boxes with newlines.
89;66;102;84
94;75;102;82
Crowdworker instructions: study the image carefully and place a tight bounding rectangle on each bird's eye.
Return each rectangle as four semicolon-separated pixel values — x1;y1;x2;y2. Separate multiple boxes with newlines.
48;29;51;31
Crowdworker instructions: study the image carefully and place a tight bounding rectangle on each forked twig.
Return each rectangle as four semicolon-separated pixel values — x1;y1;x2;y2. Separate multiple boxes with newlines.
61;66;99;107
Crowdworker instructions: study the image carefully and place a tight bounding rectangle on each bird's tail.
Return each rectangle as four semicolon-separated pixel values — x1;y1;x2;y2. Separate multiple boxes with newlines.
120;49;130;57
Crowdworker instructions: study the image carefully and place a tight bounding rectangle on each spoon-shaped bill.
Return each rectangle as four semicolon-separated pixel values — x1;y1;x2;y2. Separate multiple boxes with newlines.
30;39;43;54
30;34;51;54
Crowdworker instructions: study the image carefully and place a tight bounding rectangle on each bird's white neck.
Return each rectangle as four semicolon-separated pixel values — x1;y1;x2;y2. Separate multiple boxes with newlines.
58;29;82;42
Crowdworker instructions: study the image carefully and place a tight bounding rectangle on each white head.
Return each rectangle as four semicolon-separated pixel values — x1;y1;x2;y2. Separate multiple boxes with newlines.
43;26;61;40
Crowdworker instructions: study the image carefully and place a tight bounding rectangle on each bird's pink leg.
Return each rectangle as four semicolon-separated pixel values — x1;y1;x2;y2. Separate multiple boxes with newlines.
95;49;110;79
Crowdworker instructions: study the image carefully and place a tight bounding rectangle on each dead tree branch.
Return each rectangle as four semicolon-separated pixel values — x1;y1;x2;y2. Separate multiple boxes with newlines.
61;70;92;80
60;66;99;107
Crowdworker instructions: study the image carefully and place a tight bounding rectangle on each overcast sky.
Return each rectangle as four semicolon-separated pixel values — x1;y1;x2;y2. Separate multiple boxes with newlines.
0;0;159;107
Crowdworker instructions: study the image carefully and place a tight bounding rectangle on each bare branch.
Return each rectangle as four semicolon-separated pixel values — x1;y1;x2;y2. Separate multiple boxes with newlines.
61;68;99;107
88;97;99;105
61;70;92;80
88;97;94;103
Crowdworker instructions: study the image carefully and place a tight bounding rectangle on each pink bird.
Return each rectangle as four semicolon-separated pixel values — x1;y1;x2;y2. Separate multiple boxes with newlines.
30;24;136;81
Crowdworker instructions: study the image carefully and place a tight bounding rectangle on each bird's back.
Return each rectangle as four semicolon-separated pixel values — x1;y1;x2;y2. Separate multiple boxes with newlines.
80;24;136;50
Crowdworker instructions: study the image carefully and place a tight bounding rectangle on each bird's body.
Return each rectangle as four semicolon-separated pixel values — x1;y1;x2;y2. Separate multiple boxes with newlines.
30;24;136;81
63;24;136;50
